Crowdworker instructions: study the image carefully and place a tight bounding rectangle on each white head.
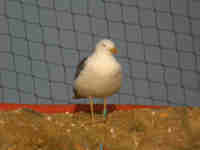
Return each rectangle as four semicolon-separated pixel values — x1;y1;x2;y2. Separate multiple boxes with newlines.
95;39;118;55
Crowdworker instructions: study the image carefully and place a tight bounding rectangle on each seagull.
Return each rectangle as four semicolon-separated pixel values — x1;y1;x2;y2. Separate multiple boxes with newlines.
72;39;122;121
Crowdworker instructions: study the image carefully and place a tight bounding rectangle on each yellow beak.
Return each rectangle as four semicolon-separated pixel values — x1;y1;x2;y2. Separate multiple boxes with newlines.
110;47;118;54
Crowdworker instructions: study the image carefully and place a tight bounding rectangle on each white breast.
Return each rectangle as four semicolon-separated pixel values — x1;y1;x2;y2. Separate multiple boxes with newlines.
74;53;122;98
87;53;121;76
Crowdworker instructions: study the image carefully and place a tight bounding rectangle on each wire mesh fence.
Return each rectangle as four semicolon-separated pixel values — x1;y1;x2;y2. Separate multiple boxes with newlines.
0;0;199;106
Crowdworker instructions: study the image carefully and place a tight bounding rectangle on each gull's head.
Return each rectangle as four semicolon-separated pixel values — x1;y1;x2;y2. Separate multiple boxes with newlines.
95;39;118;55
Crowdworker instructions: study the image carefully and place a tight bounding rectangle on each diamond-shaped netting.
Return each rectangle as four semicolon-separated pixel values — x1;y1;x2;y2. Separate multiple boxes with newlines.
0;0;200;106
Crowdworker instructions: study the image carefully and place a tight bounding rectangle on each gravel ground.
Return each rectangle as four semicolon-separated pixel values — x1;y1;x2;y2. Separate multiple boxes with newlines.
0;107;200;150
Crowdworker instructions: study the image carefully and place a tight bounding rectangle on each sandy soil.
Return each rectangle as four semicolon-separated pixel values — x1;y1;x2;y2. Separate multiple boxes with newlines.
0;107;200;150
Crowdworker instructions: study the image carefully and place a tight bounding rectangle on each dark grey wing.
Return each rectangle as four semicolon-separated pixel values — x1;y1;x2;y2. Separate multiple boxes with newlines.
73;57;88;99
74;57;88;80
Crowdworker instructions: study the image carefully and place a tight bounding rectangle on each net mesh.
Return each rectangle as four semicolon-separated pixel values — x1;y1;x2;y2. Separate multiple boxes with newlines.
0;0;200;106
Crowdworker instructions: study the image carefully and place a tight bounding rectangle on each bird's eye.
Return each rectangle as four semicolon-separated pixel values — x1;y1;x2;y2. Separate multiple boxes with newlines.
102;43;106;47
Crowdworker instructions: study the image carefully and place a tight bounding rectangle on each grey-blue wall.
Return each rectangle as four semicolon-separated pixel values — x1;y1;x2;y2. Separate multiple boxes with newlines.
0;0;200;105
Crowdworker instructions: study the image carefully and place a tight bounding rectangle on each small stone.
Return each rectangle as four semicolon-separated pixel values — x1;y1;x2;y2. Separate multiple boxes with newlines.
168;127;172;133
152;111;156;116
110;128;114;133
65;112;69;114
46;116;52;121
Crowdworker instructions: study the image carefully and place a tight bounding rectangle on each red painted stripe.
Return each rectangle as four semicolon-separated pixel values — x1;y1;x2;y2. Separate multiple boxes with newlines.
0;103;167;114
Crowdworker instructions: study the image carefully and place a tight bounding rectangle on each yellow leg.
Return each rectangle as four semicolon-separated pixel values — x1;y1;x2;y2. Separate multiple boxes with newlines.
104;97;107;120
89;97;94;121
